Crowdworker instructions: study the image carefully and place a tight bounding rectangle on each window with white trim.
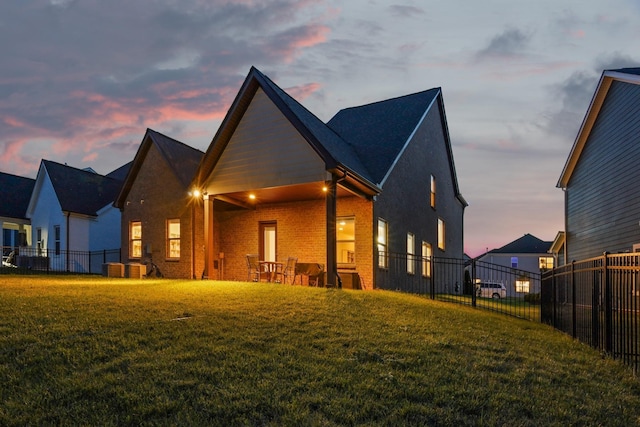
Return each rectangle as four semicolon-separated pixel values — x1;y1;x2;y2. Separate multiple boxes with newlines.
407;233;415;274
377;218;388;268
422;241;432;277
437;218;445;251
130;221;142;258
167;219;180;259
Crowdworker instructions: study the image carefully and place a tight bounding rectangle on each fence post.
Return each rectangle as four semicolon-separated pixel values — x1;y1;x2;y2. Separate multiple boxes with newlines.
471;258;477;308
571;260;576;338
604;252;612;353
591;258;599;348
430;257;436;300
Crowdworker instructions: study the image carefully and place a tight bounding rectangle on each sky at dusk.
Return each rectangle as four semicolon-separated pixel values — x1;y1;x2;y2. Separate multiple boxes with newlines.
2;0;640;257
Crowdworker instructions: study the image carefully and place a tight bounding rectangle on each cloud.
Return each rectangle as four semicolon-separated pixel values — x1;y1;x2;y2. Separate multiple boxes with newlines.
543;52;640;142
476;28;532;60
593;52;640;72
388;5;425;18
0;0;332;176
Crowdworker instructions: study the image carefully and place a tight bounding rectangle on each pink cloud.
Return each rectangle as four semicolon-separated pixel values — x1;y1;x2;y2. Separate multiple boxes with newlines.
267;24;331;63
285;82;321;101
82;152;99;162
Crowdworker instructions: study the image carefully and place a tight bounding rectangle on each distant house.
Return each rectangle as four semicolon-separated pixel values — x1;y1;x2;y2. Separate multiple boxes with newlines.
181;66;467;288
0;171;35;252
477;233;553;296
558;68;640;261
25;160;128;272
114;129;205;279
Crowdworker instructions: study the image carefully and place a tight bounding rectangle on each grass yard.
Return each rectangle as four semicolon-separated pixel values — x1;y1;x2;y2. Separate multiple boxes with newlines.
1;275;639;426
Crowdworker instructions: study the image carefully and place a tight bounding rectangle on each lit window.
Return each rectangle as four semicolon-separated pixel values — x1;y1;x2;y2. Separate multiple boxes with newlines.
437;218;445;250
430;175;436;208
130;221;142;258
377;218;388;268
167;219;180;259
511;257;518;268
54;225;61;255
516;280;530;293
539;256;554;270
407;233;415;274
422;241;432;277
337;217;355;266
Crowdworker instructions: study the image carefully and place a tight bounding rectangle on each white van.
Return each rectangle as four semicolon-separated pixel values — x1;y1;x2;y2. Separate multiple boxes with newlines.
476;281;507;299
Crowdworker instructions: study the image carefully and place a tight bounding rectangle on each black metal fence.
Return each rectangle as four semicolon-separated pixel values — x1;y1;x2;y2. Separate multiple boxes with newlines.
1;246;121;275
376;251;541;321
542;253;640;373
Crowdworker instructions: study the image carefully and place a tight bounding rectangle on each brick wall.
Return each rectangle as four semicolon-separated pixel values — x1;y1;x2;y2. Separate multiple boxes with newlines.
212;195;373;289
120;144;203;279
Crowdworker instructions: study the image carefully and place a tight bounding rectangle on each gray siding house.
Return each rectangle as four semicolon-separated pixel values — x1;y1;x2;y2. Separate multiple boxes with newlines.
558;68;640;261
188;66;466;290
477;233;552;297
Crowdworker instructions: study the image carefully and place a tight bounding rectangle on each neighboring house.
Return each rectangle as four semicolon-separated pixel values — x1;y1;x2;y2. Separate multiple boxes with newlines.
0;171;35;252
477;233;553;297
114;129;205;279
25;160;128;272
549;231;565;266
558;68;640;261
182;66;467;288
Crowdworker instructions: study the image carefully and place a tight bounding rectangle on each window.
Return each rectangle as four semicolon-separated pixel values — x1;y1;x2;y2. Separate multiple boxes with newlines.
539;256;554;270
430;175;436;208
511;257;518;268
54;225;61;255
130;221;142;258
515;280;530;293
167;219;180;259
407;233;415;274
36;227;43;256
337;217;355;266
377;218;388;268
437;218;445;250
422;241;432;277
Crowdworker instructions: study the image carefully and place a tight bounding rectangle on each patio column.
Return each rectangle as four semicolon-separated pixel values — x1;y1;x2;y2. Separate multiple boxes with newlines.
326;175;338;287
203;196;215;279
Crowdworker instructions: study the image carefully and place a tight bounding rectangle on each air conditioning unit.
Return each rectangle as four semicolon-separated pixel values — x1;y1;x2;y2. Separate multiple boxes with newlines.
102;263;124;278
126;263;144;279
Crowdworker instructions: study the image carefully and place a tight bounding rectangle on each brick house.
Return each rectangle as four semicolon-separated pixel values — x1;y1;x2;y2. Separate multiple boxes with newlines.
114;129;204;278
191;67;466;289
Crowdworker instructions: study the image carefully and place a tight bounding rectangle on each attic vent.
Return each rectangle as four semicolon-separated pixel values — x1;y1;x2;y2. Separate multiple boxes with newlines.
82;167;97;174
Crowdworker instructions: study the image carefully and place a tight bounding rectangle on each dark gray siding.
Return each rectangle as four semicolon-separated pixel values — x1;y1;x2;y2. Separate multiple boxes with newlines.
566;80;640;261
373;101;464;262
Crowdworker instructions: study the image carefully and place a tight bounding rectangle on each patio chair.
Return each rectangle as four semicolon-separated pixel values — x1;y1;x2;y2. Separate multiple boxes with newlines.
275;257;297;284
246;254;262;282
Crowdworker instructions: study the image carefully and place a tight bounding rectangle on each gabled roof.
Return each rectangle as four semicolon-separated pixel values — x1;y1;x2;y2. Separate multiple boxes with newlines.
194;67;466;204
327;88;466;204
328;89;439;185
114;128;204;208
36;160;124;216
0;172;35;220
558;68;640;188
489;233;552;254
106;162;132;181
194;67;379;197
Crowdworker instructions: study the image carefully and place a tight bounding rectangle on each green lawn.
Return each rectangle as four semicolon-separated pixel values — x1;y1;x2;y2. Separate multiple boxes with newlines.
1;275;639;426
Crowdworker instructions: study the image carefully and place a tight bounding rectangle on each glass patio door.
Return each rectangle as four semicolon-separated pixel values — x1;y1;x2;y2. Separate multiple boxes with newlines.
259;222;276;262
